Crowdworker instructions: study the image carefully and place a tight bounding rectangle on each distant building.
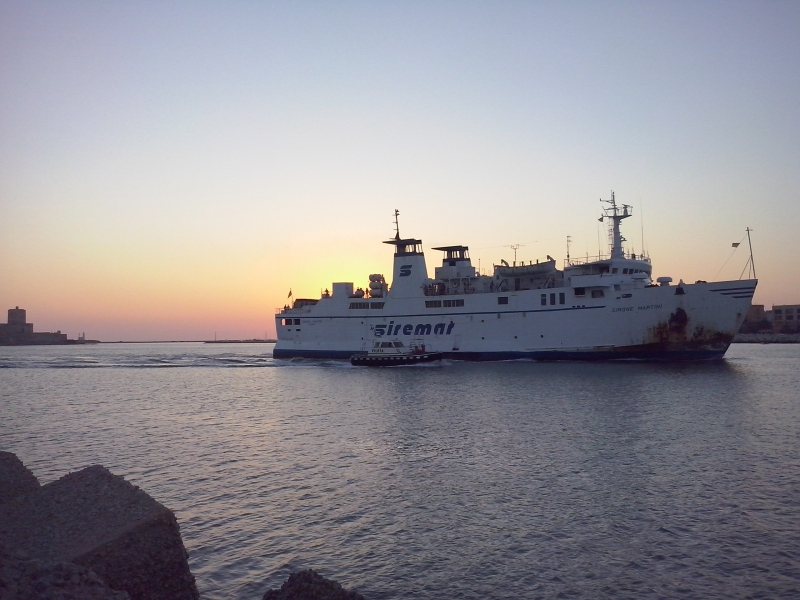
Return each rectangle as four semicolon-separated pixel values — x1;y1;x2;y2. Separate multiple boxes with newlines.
772;304;800;333
0;307;69;345
744;304;766;323
738;304;772;333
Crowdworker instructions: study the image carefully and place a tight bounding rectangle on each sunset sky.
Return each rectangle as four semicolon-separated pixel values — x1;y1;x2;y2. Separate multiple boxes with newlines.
2;1;799;341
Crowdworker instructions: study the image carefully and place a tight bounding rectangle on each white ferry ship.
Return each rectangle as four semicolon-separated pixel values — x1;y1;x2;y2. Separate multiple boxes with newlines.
274;194;756;360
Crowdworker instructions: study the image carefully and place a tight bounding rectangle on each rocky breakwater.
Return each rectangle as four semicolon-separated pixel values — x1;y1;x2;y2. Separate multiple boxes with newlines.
262;569;366;600
0;451;199;599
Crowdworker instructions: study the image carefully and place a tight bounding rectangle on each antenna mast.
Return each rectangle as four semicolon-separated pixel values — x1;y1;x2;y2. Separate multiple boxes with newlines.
507;244;523;266
598;191;632;259
566;235;572;264
393;209;400;240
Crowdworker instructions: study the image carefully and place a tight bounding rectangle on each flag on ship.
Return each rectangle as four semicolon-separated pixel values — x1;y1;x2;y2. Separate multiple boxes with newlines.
288;289;292;298
732;242;740;248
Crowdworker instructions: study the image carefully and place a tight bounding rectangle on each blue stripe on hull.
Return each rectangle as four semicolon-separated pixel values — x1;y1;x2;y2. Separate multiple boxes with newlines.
273;347;728;361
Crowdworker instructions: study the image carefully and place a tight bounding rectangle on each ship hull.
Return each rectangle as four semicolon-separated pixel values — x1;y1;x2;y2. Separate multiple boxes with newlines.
274;280;755;362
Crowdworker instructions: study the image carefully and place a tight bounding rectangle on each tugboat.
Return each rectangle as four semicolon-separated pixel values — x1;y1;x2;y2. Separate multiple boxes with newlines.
350;339;442;367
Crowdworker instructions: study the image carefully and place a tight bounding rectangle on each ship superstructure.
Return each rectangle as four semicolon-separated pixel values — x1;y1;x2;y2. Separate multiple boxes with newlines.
274;198;756;360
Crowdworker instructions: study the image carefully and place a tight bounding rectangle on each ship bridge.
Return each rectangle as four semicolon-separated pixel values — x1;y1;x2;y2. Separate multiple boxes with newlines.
383;237;424;256
432;245;476;279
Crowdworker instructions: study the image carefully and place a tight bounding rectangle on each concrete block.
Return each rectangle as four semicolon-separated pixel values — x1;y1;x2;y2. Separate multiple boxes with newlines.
0;452;40;504
0;465;199;600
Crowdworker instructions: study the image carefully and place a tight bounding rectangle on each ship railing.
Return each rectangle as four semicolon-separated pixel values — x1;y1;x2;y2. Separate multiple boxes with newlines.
565;252;651;267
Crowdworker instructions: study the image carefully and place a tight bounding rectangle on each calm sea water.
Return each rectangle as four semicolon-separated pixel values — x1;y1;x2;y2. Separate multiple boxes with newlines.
1;343;799;599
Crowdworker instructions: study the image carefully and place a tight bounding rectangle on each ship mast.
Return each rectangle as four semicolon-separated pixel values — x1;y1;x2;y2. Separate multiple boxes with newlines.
393;209;401;240
598;191;632;259
746;227;756;279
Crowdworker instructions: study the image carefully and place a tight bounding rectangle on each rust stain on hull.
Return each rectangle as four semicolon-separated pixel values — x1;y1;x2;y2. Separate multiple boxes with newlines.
640;306;734;354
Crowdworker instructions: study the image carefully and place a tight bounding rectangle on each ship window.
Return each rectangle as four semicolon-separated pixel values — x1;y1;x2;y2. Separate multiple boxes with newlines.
550;293;555;305
283;319;291;326
349;302;370;309
426;300;442;308
574;287;585;297
370;302;385;309
380;342;393;348
787;315;795;320
541;294;547;305
393;341;405;347
498;297;509;305
774;309;783;315
449;260;456;266
443;299;465;307
623;268;629;274
559;293;565;305
294;319;301;325
591;290;605;298
612;268;618;274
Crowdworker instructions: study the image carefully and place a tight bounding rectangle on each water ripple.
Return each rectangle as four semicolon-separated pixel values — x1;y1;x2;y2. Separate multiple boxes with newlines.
1;343;799;599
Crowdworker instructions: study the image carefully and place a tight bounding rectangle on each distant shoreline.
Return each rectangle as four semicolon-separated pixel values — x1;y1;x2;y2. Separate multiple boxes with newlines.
733;333;800;344
101;340;277;344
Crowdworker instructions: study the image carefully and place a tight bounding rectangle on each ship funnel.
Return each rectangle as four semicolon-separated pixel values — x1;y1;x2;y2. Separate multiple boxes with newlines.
383;237;428;298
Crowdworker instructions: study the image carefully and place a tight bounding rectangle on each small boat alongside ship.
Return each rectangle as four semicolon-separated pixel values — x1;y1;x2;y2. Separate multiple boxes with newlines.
350;339;442;367
275;193;757;361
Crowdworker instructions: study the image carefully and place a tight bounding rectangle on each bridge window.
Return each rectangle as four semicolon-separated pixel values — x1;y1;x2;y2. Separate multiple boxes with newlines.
591;290;605;298
550;293;556;305
349;302;370;309
370;302;385;309
574;288;585;297
541;294;547;306
426;300;442;308
443;299;464;307
294;319;301;325
498;297;509;305
559;293;565;305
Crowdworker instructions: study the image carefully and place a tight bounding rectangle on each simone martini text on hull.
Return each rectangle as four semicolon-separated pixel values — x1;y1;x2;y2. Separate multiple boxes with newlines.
275;195;756;361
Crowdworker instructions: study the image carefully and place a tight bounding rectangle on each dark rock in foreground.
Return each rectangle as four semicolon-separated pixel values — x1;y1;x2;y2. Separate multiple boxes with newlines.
263;569;366;600
0;548;130;599
0;462;198;600
0;451;41;504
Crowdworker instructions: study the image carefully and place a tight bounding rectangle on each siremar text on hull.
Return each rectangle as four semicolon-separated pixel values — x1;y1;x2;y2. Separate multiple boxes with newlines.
274;195;757;361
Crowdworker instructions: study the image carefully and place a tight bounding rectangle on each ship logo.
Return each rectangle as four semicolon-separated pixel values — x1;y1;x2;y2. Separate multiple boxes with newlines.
399;264;412;277
375;321;455;337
